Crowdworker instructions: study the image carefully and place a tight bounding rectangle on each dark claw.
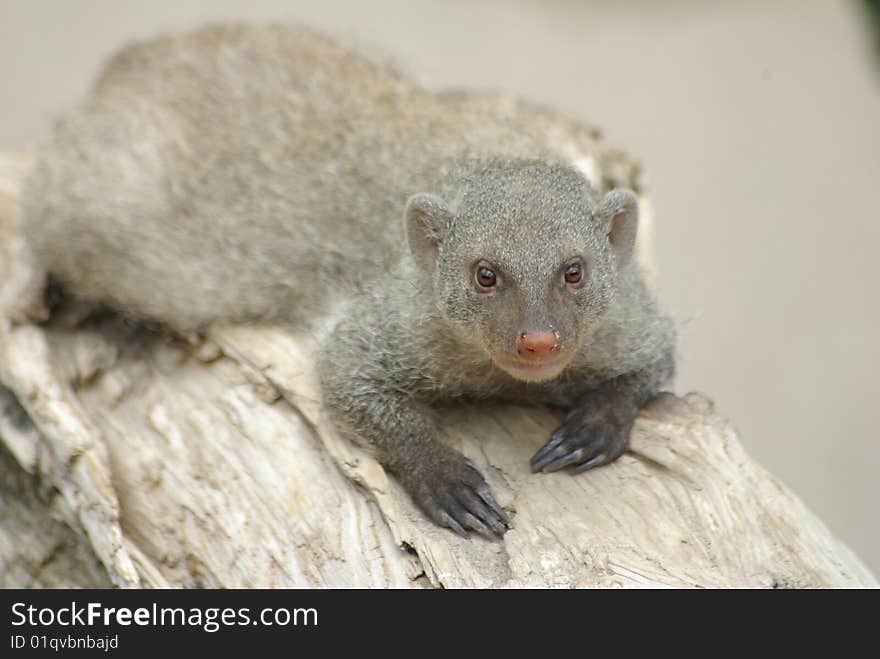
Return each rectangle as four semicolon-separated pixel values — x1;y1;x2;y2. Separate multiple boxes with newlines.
476;484;510;526
531;437;592;473
461;511;498;541
438;510;468;538
539;447;588;473
530;445;566;472
456;488;507;536
572;453;608;474
446;498;499;541
529;430;566;467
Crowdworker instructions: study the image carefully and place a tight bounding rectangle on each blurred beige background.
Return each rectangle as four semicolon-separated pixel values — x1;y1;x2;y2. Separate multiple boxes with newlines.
1;0;877;575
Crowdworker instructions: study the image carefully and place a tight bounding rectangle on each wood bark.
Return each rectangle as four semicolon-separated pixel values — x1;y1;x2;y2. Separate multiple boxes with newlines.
0;102;875;588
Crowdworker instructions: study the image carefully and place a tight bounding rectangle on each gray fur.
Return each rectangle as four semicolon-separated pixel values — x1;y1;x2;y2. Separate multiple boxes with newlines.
22;23;676;539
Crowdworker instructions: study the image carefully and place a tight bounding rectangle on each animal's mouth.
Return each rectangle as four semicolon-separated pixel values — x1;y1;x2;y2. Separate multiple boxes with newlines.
493;354;569;383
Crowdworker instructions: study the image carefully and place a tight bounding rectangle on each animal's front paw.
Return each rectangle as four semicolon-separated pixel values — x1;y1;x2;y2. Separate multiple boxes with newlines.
406;455;510;540
530;397;636;474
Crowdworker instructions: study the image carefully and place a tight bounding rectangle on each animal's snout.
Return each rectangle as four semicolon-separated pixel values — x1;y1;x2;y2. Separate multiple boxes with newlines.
516;331;560;360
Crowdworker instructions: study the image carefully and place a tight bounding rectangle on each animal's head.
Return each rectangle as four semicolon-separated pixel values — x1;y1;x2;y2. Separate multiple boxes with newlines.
405;159;639;382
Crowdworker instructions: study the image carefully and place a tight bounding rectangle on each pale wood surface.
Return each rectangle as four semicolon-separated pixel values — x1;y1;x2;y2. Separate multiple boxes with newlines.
0;118;875;589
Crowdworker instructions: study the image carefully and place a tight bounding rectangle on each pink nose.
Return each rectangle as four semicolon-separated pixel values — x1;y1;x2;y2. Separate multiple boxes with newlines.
516;331;560;360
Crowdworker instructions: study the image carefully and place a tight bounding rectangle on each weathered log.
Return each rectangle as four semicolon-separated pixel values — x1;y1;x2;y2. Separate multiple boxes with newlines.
0;104;875;588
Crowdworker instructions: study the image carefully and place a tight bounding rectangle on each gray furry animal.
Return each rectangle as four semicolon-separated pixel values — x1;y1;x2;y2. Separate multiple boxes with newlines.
22;23;675;539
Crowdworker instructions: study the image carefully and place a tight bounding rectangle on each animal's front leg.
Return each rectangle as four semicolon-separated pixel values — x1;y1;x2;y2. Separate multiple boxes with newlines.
317;320;510;540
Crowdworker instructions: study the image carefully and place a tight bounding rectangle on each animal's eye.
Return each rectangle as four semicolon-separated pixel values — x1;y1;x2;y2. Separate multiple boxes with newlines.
475;264;498;291
563;261;585;288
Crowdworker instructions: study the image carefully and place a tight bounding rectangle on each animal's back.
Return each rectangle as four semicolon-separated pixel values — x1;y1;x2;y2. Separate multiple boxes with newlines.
23;23;546;329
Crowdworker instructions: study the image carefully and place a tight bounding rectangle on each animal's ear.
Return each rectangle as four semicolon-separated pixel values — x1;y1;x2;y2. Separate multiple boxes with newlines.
595;189;639;270
405;193;453;274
